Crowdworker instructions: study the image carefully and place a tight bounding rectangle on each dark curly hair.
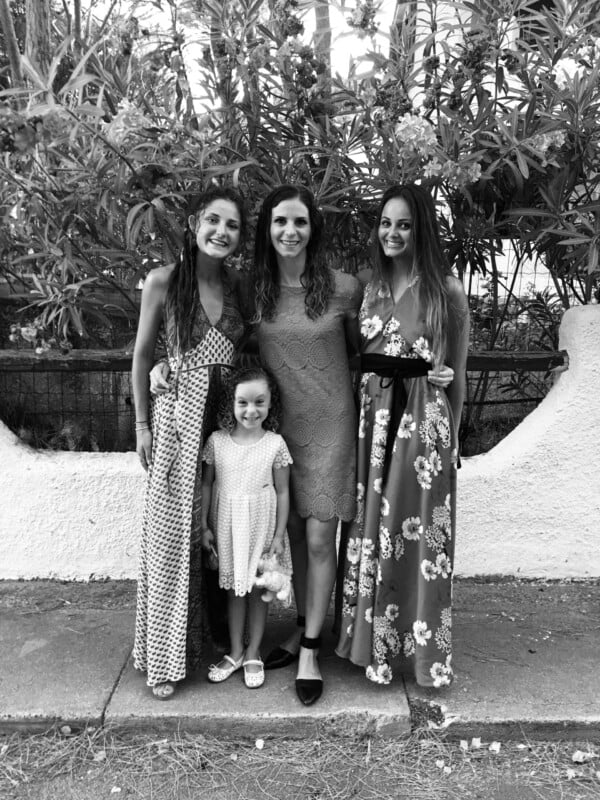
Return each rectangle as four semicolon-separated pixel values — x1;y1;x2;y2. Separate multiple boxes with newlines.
218;365;283;433
166;186;246;355
252;184;334;322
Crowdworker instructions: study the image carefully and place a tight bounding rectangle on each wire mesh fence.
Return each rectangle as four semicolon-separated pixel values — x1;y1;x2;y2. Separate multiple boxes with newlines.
0;349;565;456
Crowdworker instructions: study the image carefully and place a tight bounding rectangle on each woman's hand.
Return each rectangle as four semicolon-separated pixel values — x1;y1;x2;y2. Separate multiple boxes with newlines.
136;429;153;471
150;361;171;395
200;527;215;550
428;364;454;388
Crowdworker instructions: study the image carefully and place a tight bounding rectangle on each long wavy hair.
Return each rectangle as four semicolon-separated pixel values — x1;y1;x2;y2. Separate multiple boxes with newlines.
218;365;283;433
373;183;451;366
166;186;246;355
253;184;334;322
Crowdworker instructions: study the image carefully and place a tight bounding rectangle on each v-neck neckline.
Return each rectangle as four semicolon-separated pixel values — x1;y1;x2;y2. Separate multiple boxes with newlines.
389;277;417;306
197;282;227;328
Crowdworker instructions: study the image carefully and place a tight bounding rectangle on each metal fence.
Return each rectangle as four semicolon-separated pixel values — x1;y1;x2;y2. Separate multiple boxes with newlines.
0;348;565;456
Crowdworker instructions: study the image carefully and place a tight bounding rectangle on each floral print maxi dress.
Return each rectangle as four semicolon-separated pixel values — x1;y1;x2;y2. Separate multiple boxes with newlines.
336;280;457;688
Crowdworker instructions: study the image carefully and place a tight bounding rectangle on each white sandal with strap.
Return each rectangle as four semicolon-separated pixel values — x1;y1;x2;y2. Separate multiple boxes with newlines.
243;658;265;689
207;654;244;683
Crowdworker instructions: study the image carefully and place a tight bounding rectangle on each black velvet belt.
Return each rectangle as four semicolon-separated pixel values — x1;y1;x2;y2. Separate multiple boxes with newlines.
353;353;431;478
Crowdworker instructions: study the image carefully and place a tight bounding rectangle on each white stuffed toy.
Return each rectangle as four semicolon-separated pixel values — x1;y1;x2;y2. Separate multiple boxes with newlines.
254;553;293;605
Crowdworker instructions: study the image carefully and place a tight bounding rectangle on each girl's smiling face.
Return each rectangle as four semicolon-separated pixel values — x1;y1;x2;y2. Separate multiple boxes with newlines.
269;198;311;260
193;199;241;260
233;378;271;431
378;197;413;262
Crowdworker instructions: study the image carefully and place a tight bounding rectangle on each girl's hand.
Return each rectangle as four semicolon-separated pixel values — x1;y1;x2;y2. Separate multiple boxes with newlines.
136;429;153;471
269;536;284;558
428;364;454;388
150;361;171;395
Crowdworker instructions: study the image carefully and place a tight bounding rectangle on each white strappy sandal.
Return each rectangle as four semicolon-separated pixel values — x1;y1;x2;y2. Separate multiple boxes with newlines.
243;658;265;689
207;654;244;683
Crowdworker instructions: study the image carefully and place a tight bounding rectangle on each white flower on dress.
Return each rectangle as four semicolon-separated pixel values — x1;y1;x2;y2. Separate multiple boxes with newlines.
383;317;401;335
430;655;453;688
370;443;386;467
429;449;442;475
394;534;405;560
375;408;390;426
379;525;392;558
403;633;415;656
366;663;392;684
417;470;433;490
361;315;383;340
381;497;390;516
346;537;362;565
365;607;373;624
414;455;430;475
402;516;423;540
358;415;367;439
358;572;375;597
436;553;452;579
343;577;355;597
397;413;416;438
437;417;451;448
413;620;432;646
421;559;438;581
361;538;375;558
412;336;433;362
385;603;400;621
384;335;403;357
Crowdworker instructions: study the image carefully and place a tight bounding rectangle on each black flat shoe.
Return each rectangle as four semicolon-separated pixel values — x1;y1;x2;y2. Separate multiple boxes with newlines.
295;677;323;706
295;634;322;705
264;646;299;670
265;615;305;670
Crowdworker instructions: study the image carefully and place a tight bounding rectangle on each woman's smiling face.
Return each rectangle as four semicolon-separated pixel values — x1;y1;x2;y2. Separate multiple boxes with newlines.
193;199;241;260
269;197;312;260
378;197;413;263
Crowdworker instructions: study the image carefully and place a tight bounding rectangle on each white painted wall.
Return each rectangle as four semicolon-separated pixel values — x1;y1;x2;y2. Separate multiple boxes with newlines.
1;305;598;581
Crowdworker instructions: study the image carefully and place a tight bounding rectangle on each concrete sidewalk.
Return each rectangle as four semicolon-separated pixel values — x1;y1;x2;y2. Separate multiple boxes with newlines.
0;579;598;740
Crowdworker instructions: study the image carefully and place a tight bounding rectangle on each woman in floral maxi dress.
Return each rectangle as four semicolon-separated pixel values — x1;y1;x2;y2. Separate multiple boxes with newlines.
336;184;469;688
132;187;247;699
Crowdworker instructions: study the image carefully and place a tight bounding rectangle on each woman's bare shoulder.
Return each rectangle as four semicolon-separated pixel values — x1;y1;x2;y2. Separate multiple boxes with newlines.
142;265;174;298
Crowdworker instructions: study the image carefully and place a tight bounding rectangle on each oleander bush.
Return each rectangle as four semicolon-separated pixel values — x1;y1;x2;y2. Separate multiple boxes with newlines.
1;0;599;353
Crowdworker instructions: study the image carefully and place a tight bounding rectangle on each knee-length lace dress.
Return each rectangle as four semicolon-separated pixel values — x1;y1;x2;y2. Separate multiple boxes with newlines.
336;280;458;688
203;430;293;596
256;270;362;522
133;276;245;687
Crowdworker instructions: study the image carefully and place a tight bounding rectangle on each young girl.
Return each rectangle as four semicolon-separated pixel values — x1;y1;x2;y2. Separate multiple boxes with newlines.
200;366;293;689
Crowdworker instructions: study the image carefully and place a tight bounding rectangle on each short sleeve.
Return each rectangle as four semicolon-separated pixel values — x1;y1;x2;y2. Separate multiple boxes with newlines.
202;434;215;464
273;435;293;469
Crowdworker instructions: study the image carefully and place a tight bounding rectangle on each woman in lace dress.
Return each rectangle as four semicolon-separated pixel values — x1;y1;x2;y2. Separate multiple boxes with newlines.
132;187;247;699
335;183;469;688
252;185;362;705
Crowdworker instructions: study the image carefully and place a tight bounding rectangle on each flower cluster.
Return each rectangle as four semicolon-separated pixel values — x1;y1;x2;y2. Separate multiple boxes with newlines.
347;1;380;38
395;113;438;159
103;100;152;146
9;319;55;354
